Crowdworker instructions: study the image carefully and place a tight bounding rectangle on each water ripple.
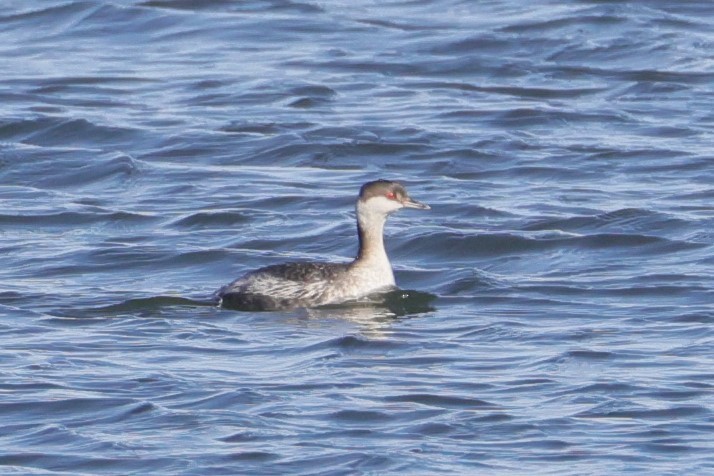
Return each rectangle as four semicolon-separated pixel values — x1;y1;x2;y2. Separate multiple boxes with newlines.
0;0;712;474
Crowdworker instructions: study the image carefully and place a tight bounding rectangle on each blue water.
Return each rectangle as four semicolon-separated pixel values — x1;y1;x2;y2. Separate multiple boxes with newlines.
1;1;714;474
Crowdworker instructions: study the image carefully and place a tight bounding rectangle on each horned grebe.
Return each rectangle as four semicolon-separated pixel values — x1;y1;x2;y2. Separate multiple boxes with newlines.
216;179;429;310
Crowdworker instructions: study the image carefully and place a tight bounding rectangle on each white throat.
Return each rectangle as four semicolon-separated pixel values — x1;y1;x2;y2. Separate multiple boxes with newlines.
354;198;396;285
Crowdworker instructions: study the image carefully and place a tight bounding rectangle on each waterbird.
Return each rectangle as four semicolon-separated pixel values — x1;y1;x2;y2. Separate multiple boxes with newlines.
216;179;429;310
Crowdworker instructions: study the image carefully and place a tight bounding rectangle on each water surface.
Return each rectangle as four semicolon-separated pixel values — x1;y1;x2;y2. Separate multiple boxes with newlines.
1;1;713;474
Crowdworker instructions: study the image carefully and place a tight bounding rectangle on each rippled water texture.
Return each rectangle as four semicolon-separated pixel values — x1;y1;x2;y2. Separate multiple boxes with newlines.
1;1;714;474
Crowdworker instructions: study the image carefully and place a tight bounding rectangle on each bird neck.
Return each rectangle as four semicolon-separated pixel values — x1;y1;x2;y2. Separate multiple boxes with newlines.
355;202;390;266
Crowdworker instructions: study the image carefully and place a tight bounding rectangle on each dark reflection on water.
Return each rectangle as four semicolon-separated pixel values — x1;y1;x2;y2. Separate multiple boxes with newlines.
221;288;437;317
1;0;713;474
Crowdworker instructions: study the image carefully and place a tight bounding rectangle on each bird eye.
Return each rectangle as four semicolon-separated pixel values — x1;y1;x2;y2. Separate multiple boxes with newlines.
386;192;396;200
